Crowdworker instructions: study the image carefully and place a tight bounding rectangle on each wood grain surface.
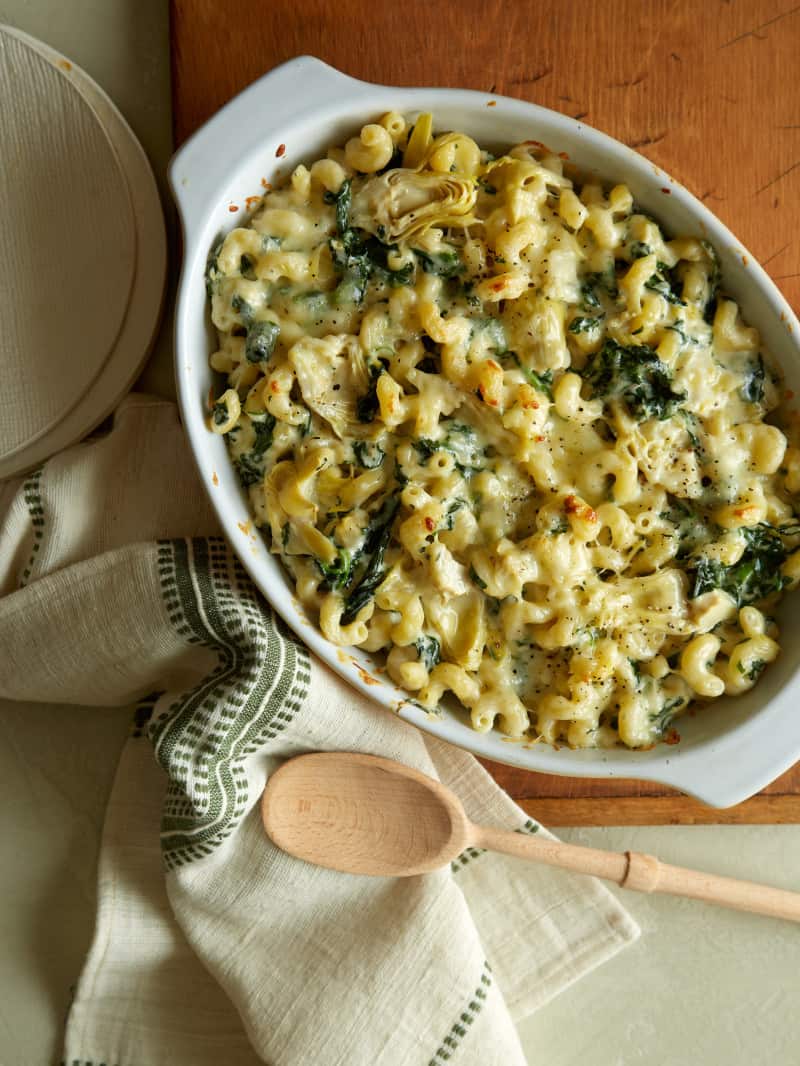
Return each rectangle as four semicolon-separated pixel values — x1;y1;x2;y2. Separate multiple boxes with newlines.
170;0;800;824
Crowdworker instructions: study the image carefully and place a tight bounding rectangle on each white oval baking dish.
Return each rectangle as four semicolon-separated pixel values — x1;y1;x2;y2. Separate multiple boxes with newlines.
170;56;800;807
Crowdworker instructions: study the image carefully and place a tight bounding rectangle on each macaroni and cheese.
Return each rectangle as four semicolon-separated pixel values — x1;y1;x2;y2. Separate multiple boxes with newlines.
206;112;800;749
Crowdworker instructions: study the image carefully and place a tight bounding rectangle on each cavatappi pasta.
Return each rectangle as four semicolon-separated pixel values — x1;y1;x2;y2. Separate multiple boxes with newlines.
206;112;800;749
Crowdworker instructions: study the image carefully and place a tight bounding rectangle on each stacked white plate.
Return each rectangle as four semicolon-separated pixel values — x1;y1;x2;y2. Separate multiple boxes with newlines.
0;24;166;480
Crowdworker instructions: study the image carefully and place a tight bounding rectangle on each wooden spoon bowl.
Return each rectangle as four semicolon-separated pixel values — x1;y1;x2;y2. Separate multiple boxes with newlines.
262;751;800;923
262;751;470;876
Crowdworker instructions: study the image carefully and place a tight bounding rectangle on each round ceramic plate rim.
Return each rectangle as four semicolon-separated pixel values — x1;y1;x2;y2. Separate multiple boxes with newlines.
0;28;136;462
0;24;166;481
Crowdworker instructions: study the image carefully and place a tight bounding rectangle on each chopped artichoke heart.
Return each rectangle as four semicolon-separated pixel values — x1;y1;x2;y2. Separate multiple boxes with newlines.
289;335;371;439
351;169;477;242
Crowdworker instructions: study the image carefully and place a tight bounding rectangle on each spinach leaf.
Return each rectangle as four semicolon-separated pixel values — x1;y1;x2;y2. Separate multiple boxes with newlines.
628;240;651;260
644;270;686;306
384;260;415;286
440;496;466;531
251;418;275;454
205;239;223;297
357;361;386;423
582;338;685;421
581;265;619;309
352;440;385;469
701;239;721;323
413;248;463;278
446;423;483;468
245;320;280;364
413;423;483;474
341;495;401;624
568;315;602;334
580;281;601;309
415;634;441;671
691;556;727;597
679;410;707;458
522;366;554;396
650;696;685;738
665;320;690;346
661;498;711;559
232;415;276;486
359;237;415;287
412;439;440;463
327;179;371;304
317;547;355;591
326;179;414;302
234;455;264;486
741;354;766;405
231;293;255;325
738;657;766;681
329;237;371;305
327;177;352;236
503;352;553;397
211;401;229;428
691;523;792;605
469;564;488;590
240;253;257;280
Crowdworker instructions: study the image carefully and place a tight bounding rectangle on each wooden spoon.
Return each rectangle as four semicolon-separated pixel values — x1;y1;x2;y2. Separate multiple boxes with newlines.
262;751;800;923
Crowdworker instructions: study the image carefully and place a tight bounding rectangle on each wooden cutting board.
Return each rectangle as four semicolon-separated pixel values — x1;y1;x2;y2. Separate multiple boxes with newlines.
170;0;800;824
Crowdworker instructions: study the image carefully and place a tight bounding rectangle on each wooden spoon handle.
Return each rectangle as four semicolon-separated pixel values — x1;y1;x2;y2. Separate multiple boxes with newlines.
473;825;800;923
621;851;800;922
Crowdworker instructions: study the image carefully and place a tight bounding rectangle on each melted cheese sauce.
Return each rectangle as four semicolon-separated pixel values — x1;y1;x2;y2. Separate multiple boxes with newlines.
206;112;800;749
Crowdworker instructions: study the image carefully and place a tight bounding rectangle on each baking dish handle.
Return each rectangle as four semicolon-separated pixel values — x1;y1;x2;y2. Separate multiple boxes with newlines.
168;56;359;234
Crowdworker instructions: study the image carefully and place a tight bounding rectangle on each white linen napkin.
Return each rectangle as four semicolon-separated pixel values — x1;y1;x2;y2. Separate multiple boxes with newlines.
0;395;638;1066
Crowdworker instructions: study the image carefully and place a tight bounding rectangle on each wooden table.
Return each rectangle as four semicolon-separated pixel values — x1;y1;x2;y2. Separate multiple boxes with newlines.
170;0;800;824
